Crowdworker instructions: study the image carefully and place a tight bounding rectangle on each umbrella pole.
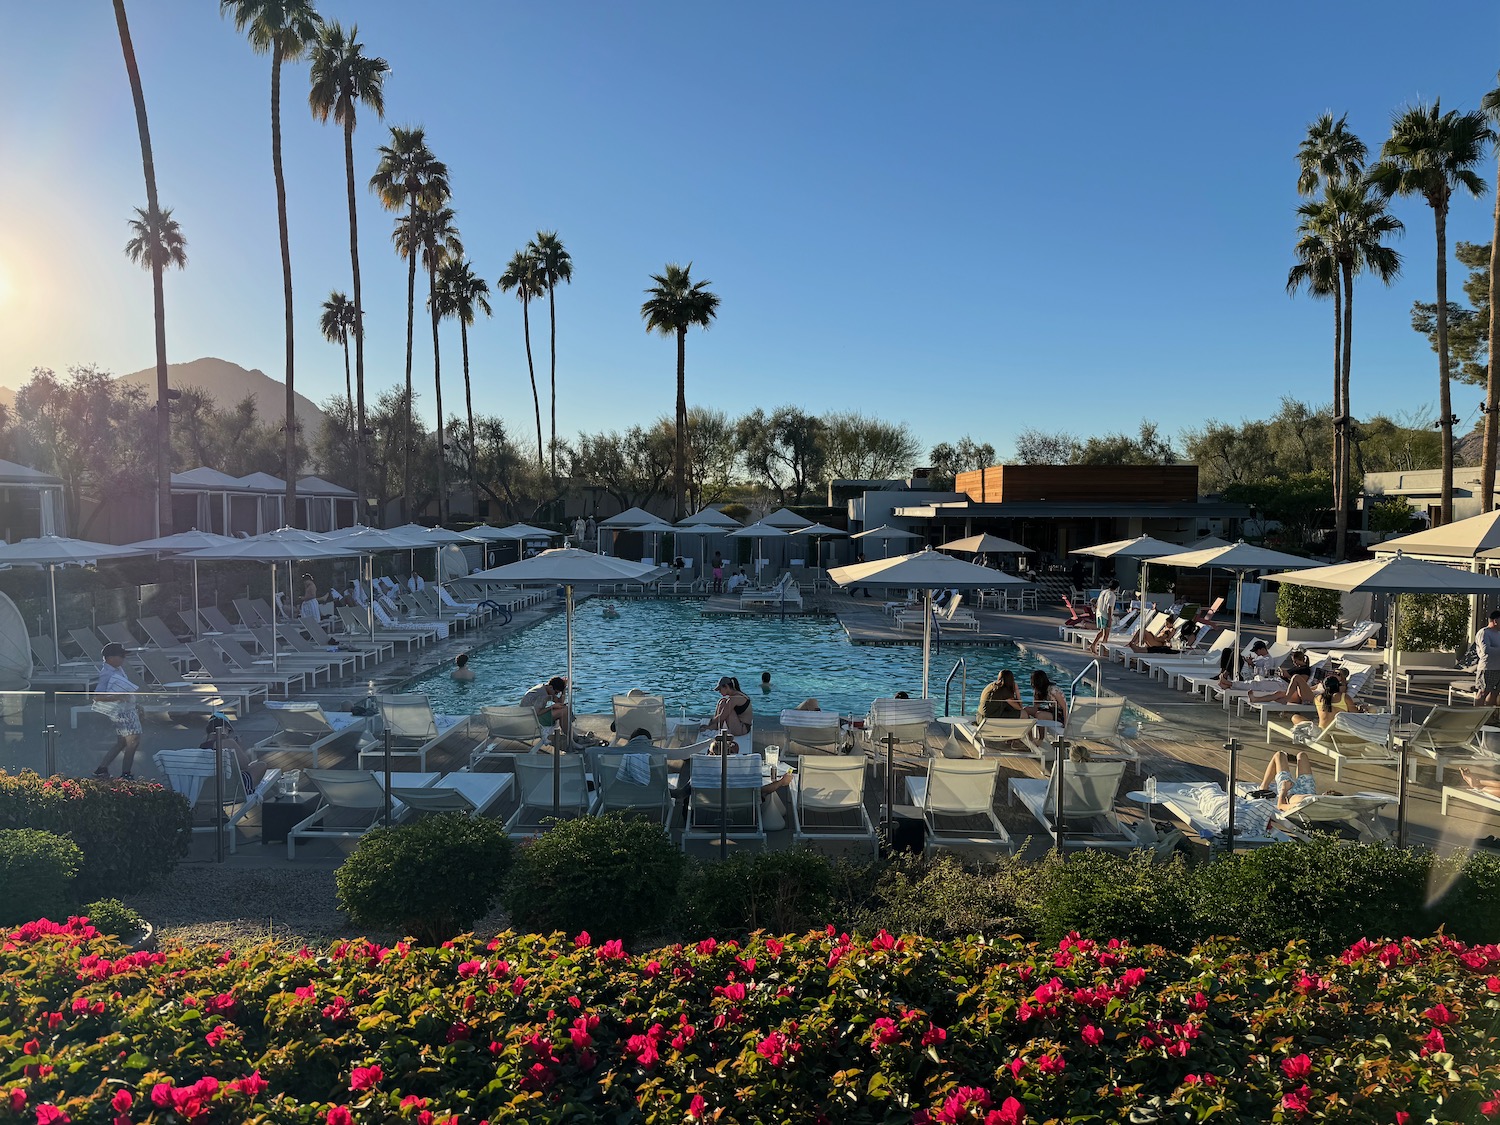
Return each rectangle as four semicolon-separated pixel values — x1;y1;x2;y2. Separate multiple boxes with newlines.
434;546;442;620
367;555;375;643
1137;562;1149;645
1391;593;1408;848
1224;570;1245;853
270;565;279;673
555;583;574;815
50;563;61;669
192;560;201;640
922;589;932;698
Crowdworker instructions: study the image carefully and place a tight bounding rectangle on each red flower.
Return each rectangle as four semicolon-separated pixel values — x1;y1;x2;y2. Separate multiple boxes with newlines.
1396;1113;1410;1124
349;1065;382;1092
574;931;591;948
1281;1054;1312;1082
598;939;627;961
870;930;897;951
644;960;662;976
21;1040;37;1056
205;1024;229;1048
231;1072;269;1100
986;1098;1026;1125
870;1017;902;1049
1420;1028;1446;1056
1081;1024;1103;1046
765;938;784;958
1481;1096;1500;1117
1282;1085;1311;1116
110;1091;132;1113
447;1021;471;1042
921;1023;947;1047
1422;1003;1455;1025
687;1094;707;1120
697;938;718;956
1036;1053;1065;1075
327;1107;353;1125
34;1105;69;1125
570;1018;595;1050
757;1031;791;1067
150;1084;173;1109
7;1089;24;1113
456;960;483;979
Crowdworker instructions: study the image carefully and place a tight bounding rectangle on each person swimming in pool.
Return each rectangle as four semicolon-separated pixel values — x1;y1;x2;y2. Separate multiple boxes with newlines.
602;604;620;619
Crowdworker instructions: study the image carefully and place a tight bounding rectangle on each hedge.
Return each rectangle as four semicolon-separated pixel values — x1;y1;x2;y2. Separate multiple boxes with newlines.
0;829;81;926
0;771;190;898
3;918;1499;1123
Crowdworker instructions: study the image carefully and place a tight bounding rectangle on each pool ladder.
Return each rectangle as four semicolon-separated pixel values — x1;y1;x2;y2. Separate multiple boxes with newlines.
1068;658;1102;705
942;657;968;717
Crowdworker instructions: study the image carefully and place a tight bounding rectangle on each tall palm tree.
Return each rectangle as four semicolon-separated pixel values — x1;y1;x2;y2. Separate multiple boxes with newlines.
113;0;175;534
640;263;721;520
397;205;462;523
1370;101;1493;524
1294;112;1367;557
308;20;387;521
498;250;545;469
319;291;356;413
221;0;322;528
1288;184;1402;558
1480;75;1500;511
370;126;448;519
433;258;491;497
528;231;572;479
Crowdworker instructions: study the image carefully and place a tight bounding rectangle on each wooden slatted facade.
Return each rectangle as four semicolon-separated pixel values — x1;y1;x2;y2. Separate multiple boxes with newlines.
954;464;1199;504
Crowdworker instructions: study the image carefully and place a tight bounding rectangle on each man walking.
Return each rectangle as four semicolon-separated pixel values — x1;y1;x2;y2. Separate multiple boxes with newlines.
1475;609;1500;707
1087;579;1119;656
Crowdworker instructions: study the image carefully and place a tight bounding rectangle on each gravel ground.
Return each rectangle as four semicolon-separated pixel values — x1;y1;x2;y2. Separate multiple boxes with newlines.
122;862;511;950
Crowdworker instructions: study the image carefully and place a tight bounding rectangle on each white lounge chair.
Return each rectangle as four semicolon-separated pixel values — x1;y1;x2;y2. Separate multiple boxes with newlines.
791;757;877;857
1009;759;1137;851
152;747;281;854
1394;705;1492;784
388;771;514;819
612;693;667;743
506;753;590;837
1303;620;1382;657
859;696;935;761
741;574;802;611
358;693;473;771
778;709;844;756
681;752;766;851
336;606;423;653
905;757;1010;858
589;749;673;823
470;705;548;768
1142;780;1296;847
286;768;439;858
1265;711;1413;782
252;701;374;768
949;715;1049;766
1057;697;1139;771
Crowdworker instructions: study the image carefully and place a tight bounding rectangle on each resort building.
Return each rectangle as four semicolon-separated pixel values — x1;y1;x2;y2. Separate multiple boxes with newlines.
1363;466;1485;526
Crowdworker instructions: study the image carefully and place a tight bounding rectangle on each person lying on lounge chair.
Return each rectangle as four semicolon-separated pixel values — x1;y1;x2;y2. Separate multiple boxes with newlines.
1458;767;1500;798
1128;618;1195;654
1258;749;1336;811
1314;671;1366;728
201;713;272;798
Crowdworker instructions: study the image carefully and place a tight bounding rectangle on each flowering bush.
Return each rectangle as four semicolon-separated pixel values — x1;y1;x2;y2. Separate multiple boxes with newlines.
0;771;190;897
5;917;1500;1123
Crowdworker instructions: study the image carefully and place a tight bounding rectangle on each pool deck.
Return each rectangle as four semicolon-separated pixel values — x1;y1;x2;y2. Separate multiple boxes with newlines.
22;591;1500;877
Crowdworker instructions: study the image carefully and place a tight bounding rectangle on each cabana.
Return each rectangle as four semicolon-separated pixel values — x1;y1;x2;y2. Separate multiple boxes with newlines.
0;459;67;539
296;476;358;533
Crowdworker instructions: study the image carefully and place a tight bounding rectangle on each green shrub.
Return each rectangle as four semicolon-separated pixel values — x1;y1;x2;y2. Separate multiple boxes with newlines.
0;828;82;925
845;852;1037;940
505;814;682;943
1395;592;1469;652
1408;849;1500;945
679;848;836;937
1033;849;1195;947
1191;838;1437;952
1274;583;1344;630
81;898;146;940
335;813;512;945
0;770;191;897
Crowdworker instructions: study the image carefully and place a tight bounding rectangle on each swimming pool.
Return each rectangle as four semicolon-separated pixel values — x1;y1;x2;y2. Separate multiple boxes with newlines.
405;600;1066;718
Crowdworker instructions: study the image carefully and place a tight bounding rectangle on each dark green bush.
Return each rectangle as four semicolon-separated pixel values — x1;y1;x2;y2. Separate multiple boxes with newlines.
335;813;513;945
845;852;1037;941
1430;849;1500;942
0;828;82;925
0;771;191;897
1191;838;1435;952
679;848;836;937
1275;583;1343;630
505;814;682;943
81;898;146;939
1033;849;1195;947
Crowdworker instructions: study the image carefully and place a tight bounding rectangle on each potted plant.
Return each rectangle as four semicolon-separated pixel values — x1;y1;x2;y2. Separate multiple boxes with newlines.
1389;593;1469;673
1270;583;1341;644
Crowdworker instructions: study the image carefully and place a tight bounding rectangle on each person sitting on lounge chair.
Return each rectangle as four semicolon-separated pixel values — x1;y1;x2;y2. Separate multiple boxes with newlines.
1023;670;1068;727
1246;648;1316;705
521;675;575;744
1315;671;1365;728
710;676;754;750
201;713;272;799
978;669;1024;719
1258;749;1335;811
1128;617;1194;654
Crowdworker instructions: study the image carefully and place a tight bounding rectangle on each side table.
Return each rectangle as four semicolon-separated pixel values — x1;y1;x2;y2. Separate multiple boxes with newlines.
261;796;318;846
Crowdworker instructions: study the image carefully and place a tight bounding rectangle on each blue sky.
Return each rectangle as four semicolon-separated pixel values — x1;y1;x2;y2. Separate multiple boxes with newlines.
1;0;1498;462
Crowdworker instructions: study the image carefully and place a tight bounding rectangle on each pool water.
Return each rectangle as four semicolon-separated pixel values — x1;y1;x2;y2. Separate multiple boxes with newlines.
406;599;1066;718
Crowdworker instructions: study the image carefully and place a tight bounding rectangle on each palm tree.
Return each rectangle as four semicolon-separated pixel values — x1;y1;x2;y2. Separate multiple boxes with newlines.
319;291;356;413
640;263;721;520
221;0;321;528
308;20;387;521
1480;75;1500;511
370;126;449;519
498;250;545;469
528;231;572;479
396;205;462;523
433;259;491;497
113;0;175;534
1288;184;1402;558
1369;101;1493;524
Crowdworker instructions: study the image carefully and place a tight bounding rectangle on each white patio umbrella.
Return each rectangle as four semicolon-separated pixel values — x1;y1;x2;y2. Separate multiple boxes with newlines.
681;507;742;528
852;525;922;559
0;536;147;667
628;520;681;566
937;533;1033;556
324;525;425;643
1072;535;1191;643
1261;551;1500;845
467;548;669;811
763;507;813;530
183;535;360;672
128;529;237;639
790;522;847;569
829;548;1030;696
728;520;790;576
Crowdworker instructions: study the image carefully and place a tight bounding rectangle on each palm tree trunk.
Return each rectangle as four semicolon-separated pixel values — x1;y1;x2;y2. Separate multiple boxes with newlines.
522;296;542;470
430;261;446;524
344;118;368;524
342;332;352;416
1338;261;1355;560
1436;204;1454;525
1332;276;1344;558
1483;180;1500;512
674;325;687;521
402;192;417;523
113;0;172;536
461;319;476;508
548;282;558;481
271;43;297;530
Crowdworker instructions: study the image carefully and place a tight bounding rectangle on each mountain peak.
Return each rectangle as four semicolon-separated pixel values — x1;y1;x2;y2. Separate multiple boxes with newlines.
117;357;326;439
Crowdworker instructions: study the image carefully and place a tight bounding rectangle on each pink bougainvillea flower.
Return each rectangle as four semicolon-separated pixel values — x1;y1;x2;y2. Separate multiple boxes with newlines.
110;1091;132;1113
1036;1053;1065;1075
687;1095;707;1120
1280;1054;1312;1082
456;960;483;979
765;938;784;958
697;938;717;956
757;1031;791;1067
34;1104;69;1124
1420;1028;1446;1056
574;931;591;948
870;1017;901;1049
870;930;897;951
1422;1003;1455;1025
326;1106;353;1125
9;1089;26;1113
598;939;627;961
985;1098;1026;1125
1081;1024;1103;1046
231;1072;268;1100
149;1084;173;1109
1395;1113;1410;1124
349;1065;382;1091
921;1023;947;1047
205;1024;229;1048
1282;1085;1311;1116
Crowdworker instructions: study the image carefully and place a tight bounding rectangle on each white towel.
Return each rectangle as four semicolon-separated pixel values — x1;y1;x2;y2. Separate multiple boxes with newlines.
618;753;652;786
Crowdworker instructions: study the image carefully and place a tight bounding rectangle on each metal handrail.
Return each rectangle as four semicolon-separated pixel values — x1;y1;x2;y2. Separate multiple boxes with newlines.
1068;658;1101;705
943;657;968;717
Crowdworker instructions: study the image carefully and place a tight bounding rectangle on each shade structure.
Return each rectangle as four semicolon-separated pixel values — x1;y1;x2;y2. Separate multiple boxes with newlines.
1262;551;1500;846
0;536;147;668
501;523;559;540
728;520;791;574
829;548;1030;696
468;548;670;813
318;526;421;643
128;530;238;641
625;521;680;566
763;507;813;530
1374;509;1500;559
1073;535;1191;643
598;507;657;528
458;524;525;542
937;533;1033;555
681;507;742;528
790;522;847;568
